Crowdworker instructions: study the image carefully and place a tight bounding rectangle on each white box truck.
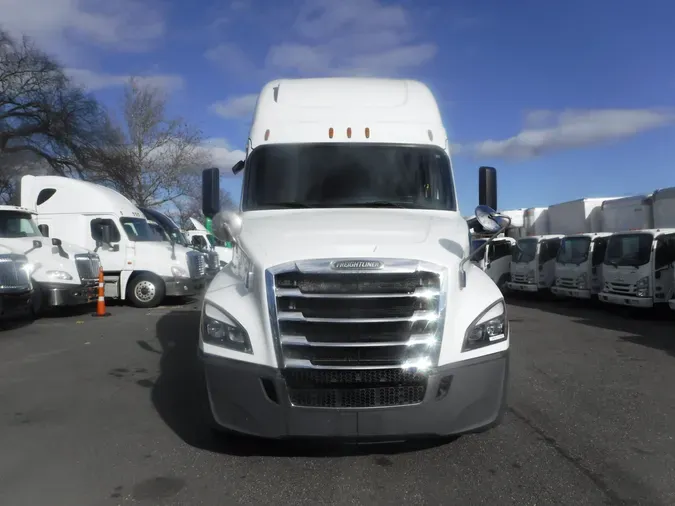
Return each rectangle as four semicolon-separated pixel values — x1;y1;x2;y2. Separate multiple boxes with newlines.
599;189;675;309
0;246;33;320
548;197;616;300
185;217;233;265
0;205;100;314
524;207;549;236
198;77;510;440
18;176;206;308
507;234;564;293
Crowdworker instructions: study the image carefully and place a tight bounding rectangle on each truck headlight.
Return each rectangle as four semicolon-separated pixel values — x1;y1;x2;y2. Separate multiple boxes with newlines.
636;276;649;297
171;266;189;278
46;270;73;281
202;303;252;354
463;300;508;352
526;270;535;283
576;273;587;289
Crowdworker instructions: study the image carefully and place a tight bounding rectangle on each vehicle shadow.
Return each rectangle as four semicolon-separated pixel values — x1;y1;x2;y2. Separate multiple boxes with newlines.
150;309;454;457
505;292;675;356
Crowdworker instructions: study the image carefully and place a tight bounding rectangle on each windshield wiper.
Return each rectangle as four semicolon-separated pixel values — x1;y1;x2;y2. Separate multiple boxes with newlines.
262;201;313;208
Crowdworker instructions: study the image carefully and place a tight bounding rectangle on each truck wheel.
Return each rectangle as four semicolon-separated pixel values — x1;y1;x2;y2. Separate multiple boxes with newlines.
497;274;510;293
127;273;165;308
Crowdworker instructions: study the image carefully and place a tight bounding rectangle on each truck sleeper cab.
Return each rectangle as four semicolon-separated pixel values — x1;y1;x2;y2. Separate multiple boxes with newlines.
551;232;611;300
199;78;510;440
599;229;675;308
0;247;33;320
19;176;206;308
470;236;515;291
507;235;564;293
0;206;99;313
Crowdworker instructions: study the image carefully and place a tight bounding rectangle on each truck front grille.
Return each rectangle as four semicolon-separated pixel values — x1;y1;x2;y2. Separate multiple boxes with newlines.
0;255;32;291
606;282;633;295
187;252;206;279
74;254;100;282
267;259;445;408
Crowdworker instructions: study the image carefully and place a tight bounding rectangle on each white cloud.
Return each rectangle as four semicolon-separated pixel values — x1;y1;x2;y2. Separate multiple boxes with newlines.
66;68;184;91
0;0;165;62
209;94;259;119
207;0;436;78
467;109;674;159
203;138;246;173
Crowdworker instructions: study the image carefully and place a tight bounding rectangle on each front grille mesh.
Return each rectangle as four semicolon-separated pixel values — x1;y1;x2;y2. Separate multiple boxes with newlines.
268;260;444;408
75;254;100;281
0;255;31;290
187;252;206;279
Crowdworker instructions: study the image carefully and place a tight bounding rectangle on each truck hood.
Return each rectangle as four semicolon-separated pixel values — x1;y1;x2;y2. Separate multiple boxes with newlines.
238;208;469;269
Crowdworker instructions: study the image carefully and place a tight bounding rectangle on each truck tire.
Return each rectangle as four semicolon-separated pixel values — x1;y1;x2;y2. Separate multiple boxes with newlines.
127;273;165;308
497;273;510;293
30;282;44;319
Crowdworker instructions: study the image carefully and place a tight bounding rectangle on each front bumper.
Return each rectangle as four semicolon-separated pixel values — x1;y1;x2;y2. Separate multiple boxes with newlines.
42;281;97;307
598;291;653;308
506;281;539;293
200;350;509;439
550;286;592;299
163;276;206;297
0;291;33;320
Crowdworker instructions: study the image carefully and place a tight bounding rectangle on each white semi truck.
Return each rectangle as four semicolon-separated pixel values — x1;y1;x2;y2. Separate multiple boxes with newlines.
198;77;510;440
0;205;100;314
18;175;206;308
548;198;615;300
599;188;675;309
0;246;33;320
185;218;233;265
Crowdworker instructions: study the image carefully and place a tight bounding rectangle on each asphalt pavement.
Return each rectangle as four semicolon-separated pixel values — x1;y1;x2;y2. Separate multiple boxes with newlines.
1;295;674;506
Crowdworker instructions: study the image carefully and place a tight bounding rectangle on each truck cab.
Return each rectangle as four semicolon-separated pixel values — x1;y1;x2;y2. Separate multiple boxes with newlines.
0;205;99;314
139;207;221;280
599;229;675;308
470;236;515;291
185;218;233;265
551;232;611;299
507;235;564;293
0;245;33;320
198;77;510;440
19;176;206;308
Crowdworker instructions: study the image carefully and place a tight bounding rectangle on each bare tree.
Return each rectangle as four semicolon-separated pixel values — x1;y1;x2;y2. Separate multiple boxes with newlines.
89;78;212;207
0;151;50;203
0;30;115;177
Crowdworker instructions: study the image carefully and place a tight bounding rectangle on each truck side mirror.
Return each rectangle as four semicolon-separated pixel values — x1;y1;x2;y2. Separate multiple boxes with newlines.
101;224;113;245
479;166;497;210
51;238;62;247
232;160;245;175
202;167;221;218
32;240;42;249
38;224;49;237
213;210;242;245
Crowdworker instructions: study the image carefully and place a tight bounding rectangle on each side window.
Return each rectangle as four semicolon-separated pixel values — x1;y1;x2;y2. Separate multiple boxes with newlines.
90;218;121;243
496;242;513;259
592;238;608;266
540;240;561;263
654;239;672;269
37;188;56;206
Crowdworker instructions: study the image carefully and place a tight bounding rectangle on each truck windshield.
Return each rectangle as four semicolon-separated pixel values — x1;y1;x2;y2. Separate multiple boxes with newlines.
0;211;42;238
557;236;591;264
149;223;170;242
471;239;487;262
242;143;456;211
604;233;653;267
513;238;537;263
120;217;155;242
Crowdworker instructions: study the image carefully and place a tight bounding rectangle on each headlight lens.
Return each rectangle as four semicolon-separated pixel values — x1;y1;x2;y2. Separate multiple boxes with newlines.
526;270;535;283
22;263;36;275
463;300;508;352
202;303;252;354
171;266;189;278
46;270;73;281
636;276;649;297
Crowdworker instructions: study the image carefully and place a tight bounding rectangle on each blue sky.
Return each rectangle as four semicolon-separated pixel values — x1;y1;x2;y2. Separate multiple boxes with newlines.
4;0;675;215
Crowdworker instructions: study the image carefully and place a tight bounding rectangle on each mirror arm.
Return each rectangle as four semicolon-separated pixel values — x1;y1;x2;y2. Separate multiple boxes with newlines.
459;216;511;290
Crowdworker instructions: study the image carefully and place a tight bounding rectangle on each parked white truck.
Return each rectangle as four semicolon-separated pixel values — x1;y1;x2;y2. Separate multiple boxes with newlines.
599;187;675;309
507;235;564;293
0;205;100;314
471;235;515;290
548;198;615;300
0;246;33;320
198;77;510;440
18;176;206;308
185;218;233;265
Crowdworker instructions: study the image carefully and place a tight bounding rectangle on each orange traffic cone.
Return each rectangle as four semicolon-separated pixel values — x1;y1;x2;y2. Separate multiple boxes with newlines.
92;267;110;317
